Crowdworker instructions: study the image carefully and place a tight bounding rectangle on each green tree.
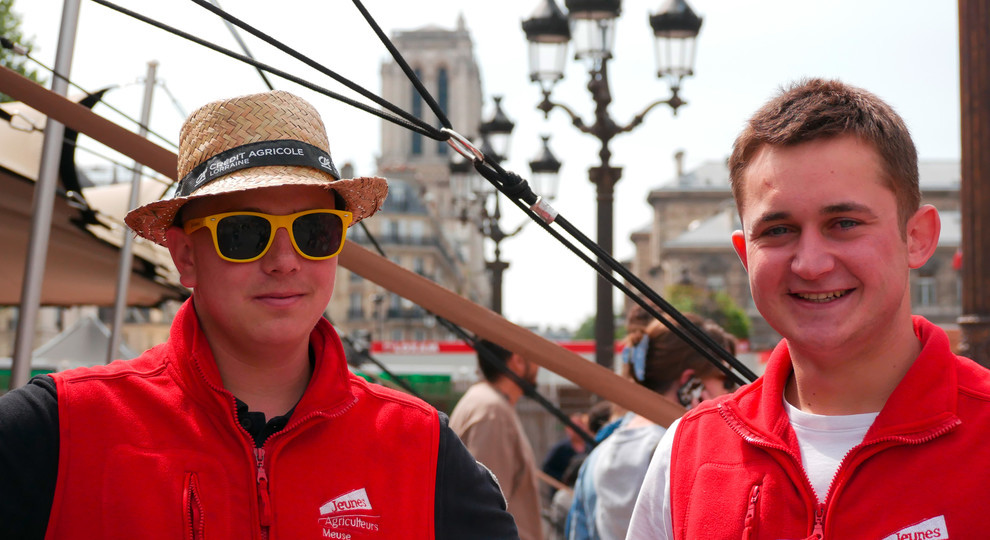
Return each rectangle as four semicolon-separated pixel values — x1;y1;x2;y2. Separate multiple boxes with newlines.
574;315;627;341
0;0;45;102
666;283;751;339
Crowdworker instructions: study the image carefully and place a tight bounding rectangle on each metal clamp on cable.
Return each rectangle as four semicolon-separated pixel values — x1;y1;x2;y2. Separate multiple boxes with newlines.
530;196;558;224
442;128;484;163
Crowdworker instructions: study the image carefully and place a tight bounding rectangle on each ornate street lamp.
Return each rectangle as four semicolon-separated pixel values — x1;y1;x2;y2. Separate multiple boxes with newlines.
479;96;515;162
522;0;702;368
528;135;562;201
650;0;703;108
565;0;621;61
522;0;570;94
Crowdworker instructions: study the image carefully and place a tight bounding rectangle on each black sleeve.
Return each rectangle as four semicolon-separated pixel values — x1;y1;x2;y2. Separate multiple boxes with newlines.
0;375;59;540
434;411;520;540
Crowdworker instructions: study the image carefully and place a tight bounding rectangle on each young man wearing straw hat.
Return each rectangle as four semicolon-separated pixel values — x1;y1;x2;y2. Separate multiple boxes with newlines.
0;90;517;539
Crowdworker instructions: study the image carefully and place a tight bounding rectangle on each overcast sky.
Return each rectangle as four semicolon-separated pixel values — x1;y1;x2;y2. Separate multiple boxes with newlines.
13;0;961;330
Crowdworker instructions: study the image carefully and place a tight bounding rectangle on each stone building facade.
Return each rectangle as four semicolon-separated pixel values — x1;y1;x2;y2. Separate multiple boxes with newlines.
327;16;490;342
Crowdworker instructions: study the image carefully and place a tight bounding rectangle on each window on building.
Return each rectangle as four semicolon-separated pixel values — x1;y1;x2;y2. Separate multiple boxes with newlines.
349;292;364;320
411;68;423;155
410;220;425;242
391;181;407;210
706;275;726;293
915;277;936;307
913;259;939;307
437;68;448;156
391;329;404;341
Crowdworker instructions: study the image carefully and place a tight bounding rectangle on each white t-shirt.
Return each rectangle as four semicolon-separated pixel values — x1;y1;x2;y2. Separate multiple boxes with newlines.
785;400;878;502
625;402;879;540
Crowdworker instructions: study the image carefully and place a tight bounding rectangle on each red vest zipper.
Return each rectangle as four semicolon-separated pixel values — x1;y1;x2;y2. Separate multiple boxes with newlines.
256;447;273;537
810;505;825;539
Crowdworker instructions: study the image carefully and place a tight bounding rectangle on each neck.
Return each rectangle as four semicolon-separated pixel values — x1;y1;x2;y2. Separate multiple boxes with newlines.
784;320;921;415
490;377;524;406
211;338;313;419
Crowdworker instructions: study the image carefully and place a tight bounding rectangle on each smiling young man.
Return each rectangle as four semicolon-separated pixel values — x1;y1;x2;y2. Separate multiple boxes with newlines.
627;79;990;539
0;90;517;539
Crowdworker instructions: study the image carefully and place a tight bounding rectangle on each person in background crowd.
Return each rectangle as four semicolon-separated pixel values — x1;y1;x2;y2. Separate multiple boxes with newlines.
628;78;990;539
542;412;590;500
546;453;586;540
0;90;517;539
567;312;738;540
450;339;545;540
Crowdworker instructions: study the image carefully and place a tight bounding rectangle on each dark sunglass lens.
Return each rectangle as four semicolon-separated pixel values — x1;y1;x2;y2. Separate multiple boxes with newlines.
293;213;342;257
216;215;271;260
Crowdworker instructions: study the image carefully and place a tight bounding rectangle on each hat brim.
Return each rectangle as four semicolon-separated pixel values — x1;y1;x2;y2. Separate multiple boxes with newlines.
124;165;387;246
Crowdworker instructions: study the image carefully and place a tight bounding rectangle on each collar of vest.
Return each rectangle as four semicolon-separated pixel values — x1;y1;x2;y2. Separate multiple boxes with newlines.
168;298;357;420
720;315;960;448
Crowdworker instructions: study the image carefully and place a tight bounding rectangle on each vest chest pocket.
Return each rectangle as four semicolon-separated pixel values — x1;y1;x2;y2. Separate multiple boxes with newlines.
99;446;235;539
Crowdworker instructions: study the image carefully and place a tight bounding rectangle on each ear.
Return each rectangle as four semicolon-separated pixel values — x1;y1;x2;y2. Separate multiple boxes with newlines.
731;230;749;271
506;353;525;375
905;205;941;269
679;369;697;386
165;226;199;289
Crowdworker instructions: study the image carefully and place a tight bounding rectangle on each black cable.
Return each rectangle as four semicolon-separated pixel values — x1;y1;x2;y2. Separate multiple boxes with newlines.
322;313;428;400
506;192;753;386
350;0;453;130
440;317;597;449
70;141;174;188
463;149;755;384
350;184;594;444
0;35;180;151
185;0;438;136
206;0;275;91
90;0;437;140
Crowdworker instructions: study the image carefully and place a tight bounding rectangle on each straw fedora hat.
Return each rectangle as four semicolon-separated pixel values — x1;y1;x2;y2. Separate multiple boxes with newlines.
125;90;388;246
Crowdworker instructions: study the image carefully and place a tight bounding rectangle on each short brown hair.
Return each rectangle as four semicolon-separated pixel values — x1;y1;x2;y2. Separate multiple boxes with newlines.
476;339;513;383
621;313;736;395
728;78;920;228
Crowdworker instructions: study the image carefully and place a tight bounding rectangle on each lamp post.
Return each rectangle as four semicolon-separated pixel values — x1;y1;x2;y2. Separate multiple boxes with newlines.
449;98;562;315
522;0;702;368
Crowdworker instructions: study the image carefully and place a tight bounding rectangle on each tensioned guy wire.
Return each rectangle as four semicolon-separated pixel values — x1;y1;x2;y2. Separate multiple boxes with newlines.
0;36;179;151
87;0;757;384
184;0;439;135
90;0;438;141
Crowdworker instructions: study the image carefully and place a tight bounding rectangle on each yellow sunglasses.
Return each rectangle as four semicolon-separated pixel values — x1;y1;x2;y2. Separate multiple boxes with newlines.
183;209;352;263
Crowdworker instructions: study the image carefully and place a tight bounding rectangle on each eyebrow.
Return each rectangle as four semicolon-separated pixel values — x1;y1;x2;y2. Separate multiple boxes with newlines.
822;202;876;217
753;202;878;227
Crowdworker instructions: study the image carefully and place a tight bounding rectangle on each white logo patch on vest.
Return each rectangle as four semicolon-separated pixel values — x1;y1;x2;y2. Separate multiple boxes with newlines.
318;488;381;538
883;516;948;540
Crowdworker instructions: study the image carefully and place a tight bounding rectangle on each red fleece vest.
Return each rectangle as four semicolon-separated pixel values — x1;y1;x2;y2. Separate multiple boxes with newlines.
668;317;990;539
46;300;440;540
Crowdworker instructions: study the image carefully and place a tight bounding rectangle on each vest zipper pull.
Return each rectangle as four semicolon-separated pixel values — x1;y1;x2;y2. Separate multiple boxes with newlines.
811;505;825;539
255;447;273;528
742;484;760;539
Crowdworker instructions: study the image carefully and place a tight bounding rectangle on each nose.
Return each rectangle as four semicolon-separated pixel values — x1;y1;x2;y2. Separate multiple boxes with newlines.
790;231;834;280
259;227;300;274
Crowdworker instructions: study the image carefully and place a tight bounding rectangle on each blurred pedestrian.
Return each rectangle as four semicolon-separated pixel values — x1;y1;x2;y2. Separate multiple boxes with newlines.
450;339;545;540
567;313;737;540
